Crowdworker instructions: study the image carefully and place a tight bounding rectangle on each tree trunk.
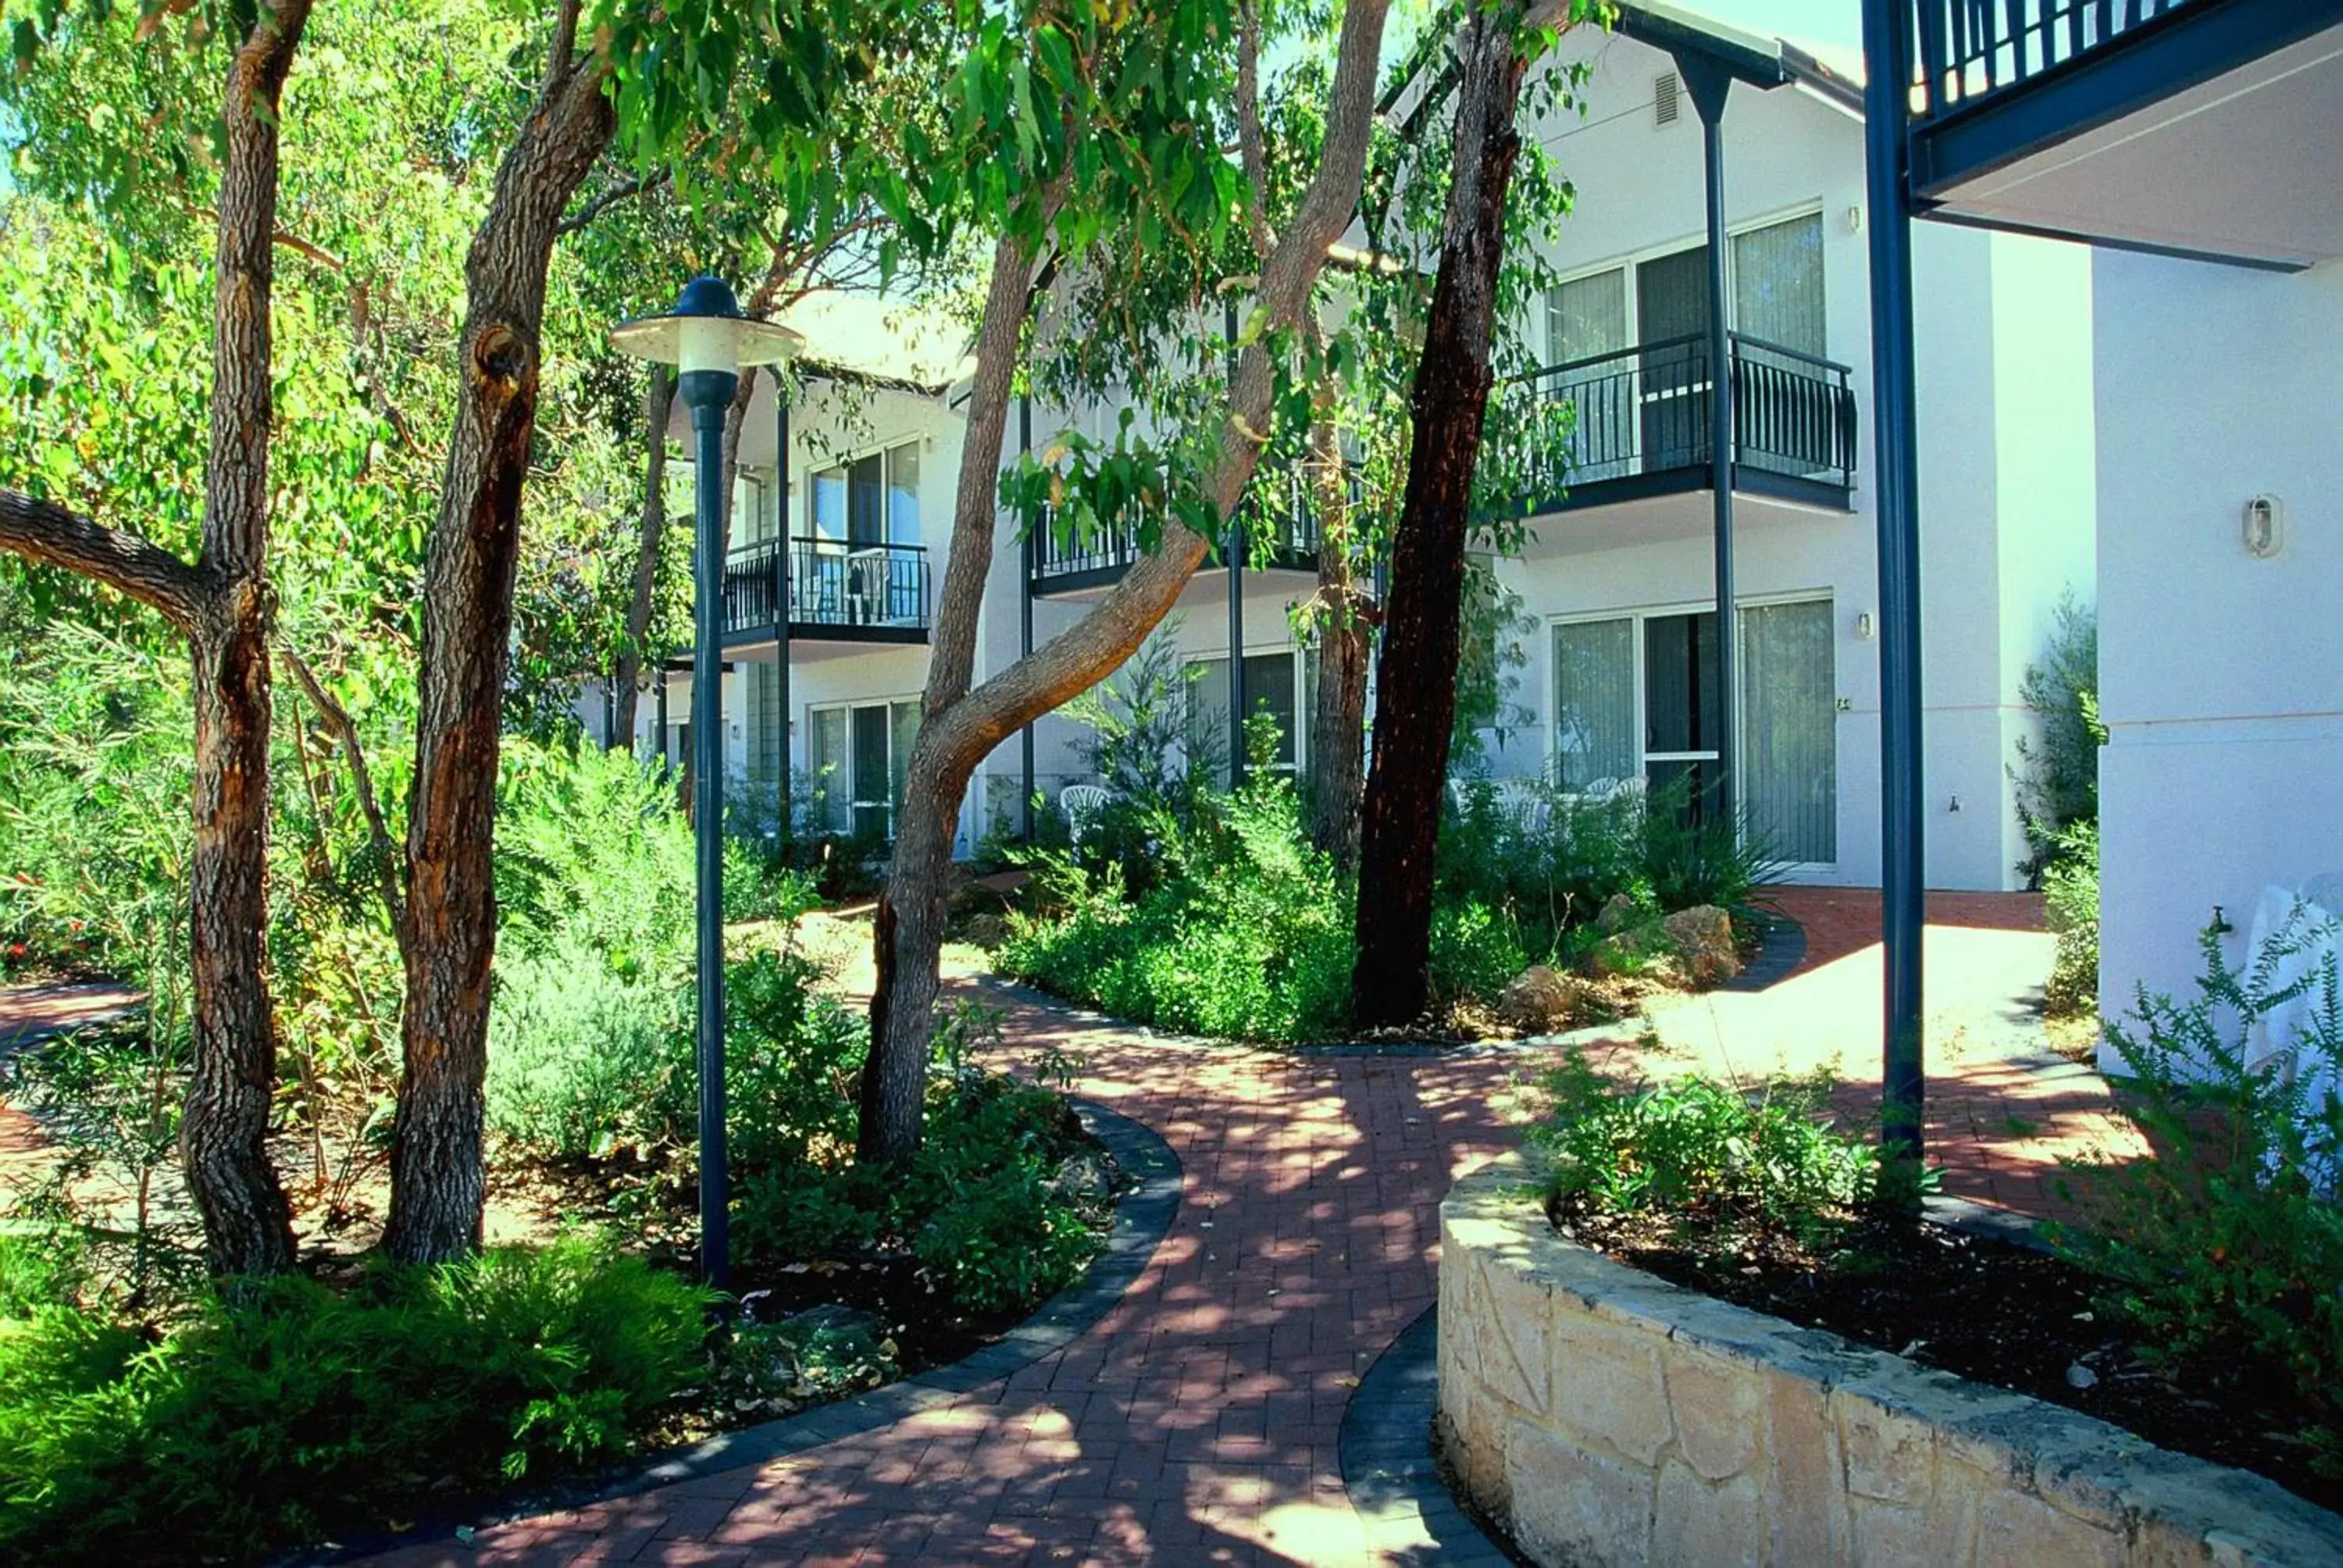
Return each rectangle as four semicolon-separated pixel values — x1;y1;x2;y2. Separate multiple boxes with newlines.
858;0;1396;1164
611;364;674;751
1351;4;1535;1031
386;41;614;1265
177;0;316;1278
1305;420;1371;870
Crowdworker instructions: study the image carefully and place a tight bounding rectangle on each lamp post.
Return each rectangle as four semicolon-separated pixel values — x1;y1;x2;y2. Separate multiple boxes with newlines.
612;276;800;1290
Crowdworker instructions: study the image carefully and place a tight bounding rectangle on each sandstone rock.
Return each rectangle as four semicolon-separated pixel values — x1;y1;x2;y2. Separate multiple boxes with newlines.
1595;892;1646;935
1500;965;1588;1033
1663;904;1741;987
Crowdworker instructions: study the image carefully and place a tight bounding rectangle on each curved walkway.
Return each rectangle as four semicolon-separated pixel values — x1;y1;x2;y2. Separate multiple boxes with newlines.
349;891;2128;1566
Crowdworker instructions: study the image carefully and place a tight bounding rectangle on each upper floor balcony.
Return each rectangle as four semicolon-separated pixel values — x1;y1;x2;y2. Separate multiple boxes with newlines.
1494;330;1858;518
1901;0;2343;268
1028;465;1341;597
720;536;931;647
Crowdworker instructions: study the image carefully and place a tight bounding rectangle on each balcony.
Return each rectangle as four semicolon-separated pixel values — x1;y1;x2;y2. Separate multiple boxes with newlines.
1496;331;1857;518
720;536;931;647
1903;0;2343;267
1027;466;1339;596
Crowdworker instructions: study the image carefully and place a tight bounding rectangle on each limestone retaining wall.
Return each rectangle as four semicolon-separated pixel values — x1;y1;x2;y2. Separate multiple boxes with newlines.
1437;1154;2343;1566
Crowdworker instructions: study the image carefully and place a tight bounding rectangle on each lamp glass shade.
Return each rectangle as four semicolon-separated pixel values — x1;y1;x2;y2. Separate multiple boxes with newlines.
609;296;801;371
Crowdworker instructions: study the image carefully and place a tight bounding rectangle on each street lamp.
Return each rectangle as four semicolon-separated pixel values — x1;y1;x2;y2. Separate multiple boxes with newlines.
612;276;801;1291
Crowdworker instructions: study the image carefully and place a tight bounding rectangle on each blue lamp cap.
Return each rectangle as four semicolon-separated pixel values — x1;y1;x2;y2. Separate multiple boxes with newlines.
671;274;743;320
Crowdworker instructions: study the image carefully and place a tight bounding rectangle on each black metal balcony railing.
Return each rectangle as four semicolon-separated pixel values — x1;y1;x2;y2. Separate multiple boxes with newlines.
720;536;931;639
1028;465;1345;589
1499;331;1858;504
1908;0;2201;123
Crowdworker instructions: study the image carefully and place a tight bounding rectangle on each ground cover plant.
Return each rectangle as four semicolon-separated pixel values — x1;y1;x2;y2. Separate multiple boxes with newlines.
1528;916;2343;1513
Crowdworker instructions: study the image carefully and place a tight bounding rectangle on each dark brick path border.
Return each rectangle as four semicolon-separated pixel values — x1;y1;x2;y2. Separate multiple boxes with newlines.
1338;1304;1517;1566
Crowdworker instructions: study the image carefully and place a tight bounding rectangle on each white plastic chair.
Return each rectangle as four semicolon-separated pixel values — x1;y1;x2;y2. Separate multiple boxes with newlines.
1059;784;1113;846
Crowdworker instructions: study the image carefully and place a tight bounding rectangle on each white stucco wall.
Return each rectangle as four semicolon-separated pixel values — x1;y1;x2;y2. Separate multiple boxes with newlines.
2094;252;2343;1028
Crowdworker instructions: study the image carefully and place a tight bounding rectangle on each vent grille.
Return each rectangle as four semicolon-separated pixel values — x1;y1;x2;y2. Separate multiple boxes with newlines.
1655;72;1680;126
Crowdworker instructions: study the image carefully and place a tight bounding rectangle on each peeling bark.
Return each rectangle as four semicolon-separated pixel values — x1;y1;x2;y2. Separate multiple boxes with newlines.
385;30;614;1264
1352;3;1538;1029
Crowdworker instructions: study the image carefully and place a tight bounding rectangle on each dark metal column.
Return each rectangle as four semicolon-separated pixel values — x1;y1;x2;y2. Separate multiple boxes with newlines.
1862;0;1927;1163
680;363;737;1287
1019;393;1036;838
1225;298;1246;789
774;380;792;846
1680;55;1737;825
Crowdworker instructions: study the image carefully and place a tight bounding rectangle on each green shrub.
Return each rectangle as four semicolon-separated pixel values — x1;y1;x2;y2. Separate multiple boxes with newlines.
1531;1052;1880;1243
2044;821;2099;1017
0;1236;709;1561
2012;590;2102;882
2052;917;2343;1466
494;736;697;980
487;948;686;1160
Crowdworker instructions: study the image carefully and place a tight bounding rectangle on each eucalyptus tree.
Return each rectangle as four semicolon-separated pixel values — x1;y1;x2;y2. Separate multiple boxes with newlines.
1352;0;1603;1028
0;0;316;1276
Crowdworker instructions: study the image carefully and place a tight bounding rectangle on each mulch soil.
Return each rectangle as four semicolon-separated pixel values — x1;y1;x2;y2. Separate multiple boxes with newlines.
1555;1201;2341;1516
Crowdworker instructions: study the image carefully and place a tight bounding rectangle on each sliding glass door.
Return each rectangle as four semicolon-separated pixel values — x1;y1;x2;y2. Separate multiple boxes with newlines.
1550;599;1835;863
808;698;921;839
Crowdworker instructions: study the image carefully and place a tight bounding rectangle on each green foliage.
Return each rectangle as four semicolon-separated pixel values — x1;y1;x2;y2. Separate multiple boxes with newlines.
0;1235;709;1561
1001;779;1356;1042
1531;1052;1881;1244
2052;916;2343;1466
2013;591;2102;882
495;737;698;979
2044;821;2100;1017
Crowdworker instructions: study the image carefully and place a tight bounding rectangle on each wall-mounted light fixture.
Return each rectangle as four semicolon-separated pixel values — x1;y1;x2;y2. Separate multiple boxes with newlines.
1854;610;1875;640
2244;494;2284;558
1846;205;1865;236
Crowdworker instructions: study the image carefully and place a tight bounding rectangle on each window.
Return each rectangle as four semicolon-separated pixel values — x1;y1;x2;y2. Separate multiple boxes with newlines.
809;440;921;547
733;471;773;546
1183;650;1301;782
1730;212;1826;357
1551;599;1835;861
1546;267;1628;366
807;697;921;839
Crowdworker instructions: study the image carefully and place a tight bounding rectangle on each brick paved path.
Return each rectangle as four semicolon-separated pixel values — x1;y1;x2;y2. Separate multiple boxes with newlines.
356;889;2137;1568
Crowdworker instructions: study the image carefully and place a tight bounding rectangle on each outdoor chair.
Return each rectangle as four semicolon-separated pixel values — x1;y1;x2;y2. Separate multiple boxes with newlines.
1059;784;1113;846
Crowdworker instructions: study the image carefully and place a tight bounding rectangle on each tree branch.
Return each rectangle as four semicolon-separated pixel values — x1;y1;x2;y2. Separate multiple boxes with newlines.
0;490;207;631
280;648;408;954
555;166;672;236
1236;1;1275;259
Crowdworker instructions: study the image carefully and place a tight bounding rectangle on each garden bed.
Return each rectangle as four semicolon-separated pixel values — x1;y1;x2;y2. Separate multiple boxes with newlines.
1438;1153;2343;1568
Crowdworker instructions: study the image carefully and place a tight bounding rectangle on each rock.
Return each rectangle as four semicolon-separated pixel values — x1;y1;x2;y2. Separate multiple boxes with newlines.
1500;965;1589;1033
774;1303;882;1342
1047;1151;1115;1203
1662;905;1741;987
1595;893;1646;935
960;911;1010;949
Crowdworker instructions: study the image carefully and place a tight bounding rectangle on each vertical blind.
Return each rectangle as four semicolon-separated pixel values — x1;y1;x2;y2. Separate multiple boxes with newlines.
1739;599;1836;864
1730;212;1827;357
1551;618;1638;792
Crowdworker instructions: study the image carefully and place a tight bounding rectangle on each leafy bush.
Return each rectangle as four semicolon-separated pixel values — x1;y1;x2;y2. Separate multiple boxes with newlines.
494;736;697;979
1000;780;1356;1042
486;948;686;1161
2044;821;2099;1017
2053;918;2343;1466
0;1235;708;1561
1531;1052;1880;1243
2012;590;2102;882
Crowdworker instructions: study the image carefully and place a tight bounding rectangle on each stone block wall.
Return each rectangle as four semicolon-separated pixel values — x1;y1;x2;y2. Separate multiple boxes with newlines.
1437;1155;2343;1566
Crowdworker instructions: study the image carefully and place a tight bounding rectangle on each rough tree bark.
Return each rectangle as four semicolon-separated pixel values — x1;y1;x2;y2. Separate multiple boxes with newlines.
1351;2;1545;1029
611;364;674;751
384;17;615;1264
1305;419;1373;870
0;1;313;1278
858;0;1396;1164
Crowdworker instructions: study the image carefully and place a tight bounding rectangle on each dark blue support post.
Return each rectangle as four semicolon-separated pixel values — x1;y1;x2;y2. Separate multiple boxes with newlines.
1680;55;1738;826
1863;0;1927;1164
1225;298;1245;789
1019;393;1036;838
774;384;792;846
680;362;737;1289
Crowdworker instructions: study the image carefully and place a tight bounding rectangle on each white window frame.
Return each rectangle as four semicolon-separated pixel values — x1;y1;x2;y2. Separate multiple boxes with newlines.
1544;590;1838;868
1542;201;1828;367
804;693;922;839
1181;642;1311;778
